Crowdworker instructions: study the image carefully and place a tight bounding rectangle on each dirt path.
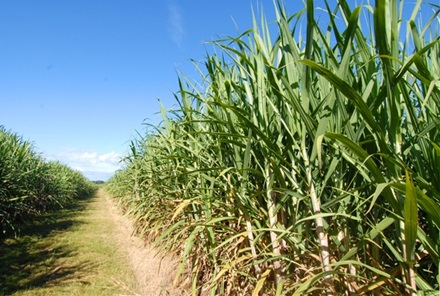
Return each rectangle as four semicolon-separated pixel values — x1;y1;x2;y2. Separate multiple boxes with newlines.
0;188;182;296
100;189;181;296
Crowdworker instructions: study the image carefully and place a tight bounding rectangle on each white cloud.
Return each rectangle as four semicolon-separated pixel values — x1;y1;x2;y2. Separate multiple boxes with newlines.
98;151;120;163
46;149;123;181
167;2;185;48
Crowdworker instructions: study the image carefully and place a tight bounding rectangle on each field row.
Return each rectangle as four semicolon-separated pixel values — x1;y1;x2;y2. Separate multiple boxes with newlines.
106;1;440;294
0;126;96;236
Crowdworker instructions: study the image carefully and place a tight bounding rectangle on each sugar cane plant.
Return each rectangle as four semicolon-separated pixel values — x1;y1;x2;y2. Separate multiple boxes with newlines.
0;126;96;236
106;0;440;294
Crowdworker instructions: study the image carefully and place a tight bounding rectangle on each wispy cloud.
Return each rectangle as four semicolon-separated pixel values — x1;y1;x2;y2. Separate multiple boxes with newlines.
46;149;123;181
167;1;185;49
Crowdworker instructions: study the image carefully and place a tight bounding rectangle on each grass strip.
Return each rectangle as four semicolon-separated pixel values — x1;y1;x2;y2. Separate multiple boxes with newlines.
0;190;138;296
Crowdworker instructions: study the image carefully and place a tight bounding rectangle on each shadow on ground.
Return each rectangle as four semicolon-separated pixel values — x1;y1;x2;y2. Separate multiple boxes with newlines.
0;195;95;295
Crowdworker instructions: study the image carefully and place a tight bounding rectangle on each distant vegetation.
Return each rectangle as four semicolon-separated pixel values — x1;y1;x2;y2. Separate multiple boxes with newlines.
92;180;105;185
0;126;96;236
106;0;440;294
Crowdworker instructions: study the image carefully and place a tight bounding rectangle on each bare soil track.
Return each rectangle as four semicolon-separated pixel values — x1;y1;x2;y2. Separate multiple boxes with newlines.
101;189;181;296
0;188;181;296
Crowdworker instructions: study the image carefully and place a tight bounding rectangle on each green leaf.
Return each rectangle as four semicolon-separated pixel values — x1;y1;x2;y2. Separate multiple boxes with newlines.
299;59;382;134
367;183;389;214
404;170;418;263
325;132;400;211
390;182;440;229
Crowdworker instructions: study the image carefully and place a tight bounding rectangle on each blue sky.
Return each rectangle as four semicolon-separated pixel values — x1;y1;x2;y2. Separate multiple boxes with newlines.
0;0;299;180
0;1;432;180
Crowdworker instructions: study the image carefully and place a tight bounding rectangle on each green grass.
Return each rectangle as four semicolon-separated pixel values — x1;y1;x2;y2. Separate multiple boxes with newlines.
0;190;138;296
